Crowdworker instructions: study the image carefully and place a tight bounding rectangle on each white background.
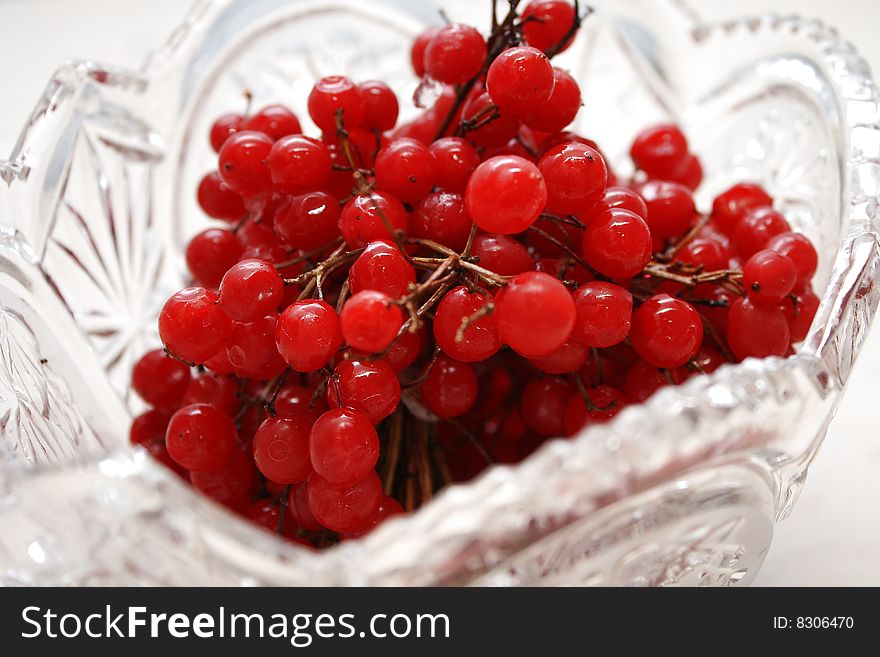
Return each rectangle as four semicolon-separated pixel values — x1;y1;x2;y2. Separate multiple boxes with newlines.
0;0;877;585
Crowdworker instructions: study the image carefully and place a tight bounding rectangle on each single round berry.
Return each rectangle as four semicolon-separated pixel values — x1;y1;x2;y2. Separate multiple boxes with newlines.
782;288;820;343
494;271;576;357
243;104;302;141
522;67;582;133
624;360;687;403
190;449;255;509
581;207;652;279
735;206;791;258
591;186;648;220
276;300;343;372
274;383;328;424
217;130;274;198
131;349;191;411
563;385;627;435
273;191;341;251
307;75;365;133
185;228;243;288
420;355;478;419
423;24;486;85
349;240;415;298
267;135;331;192
460;91;519;148
411;27;442;77
130;409;171;446
307;471;382;533
434;286;502;362
521;0;578;53
471;233;534;276
744;249;797;304
629;294;703;368
375;138;435;203
539;142;608;215
327;359;401;424
572;281;633;348
669;153;703;191
197;172;246;222
210;113;244;152
182;374;239;417
252;414;312;484
486;46;555;117
226;314;288;380
711;182;773;235
339;191;410;249
218;259;284;322
466;155;547;235
429;137;480;193
310;407;379;485
359;80;399;131
159;287;232;364
521;377;573;436
529;338;588;374
639;180;696;240
340;290;404;353
677;234;731;271
630;124;689;180
727;296;790;360
381;326;424;372
768;232;818;289
411;192;474;252
165;403;236;472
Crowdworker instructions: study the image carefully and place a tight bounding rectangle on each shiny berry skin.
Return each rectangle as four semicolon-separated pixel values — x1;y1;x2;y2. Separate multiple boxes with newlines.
131;349;191;410
130;409;171;446
210;113;244;152
288;481;324;531
276;300;343;372
592;186;648;220
226;314;288;380
639;180;697;240
243;104;302;141
782;288;819;342
190;449;255;509
677;234;730;271
669;153;703;191
460;91;519;148
630;294;703;368
349;240;415;298
727;297;790;360
375;138;435;203
339;191;410;249
434;286;502;362
166;403;236;472
521;0;577;53
185;228;243;288
494;271;576;357
218;259;284;322
744;249;797;304
310;407;380;484
217;130;274;198
252;414;313;484
411;192;473;251
273;191;341;251
420;355;478;419
630;124;689;179
466;155;547;235
204;346;235;376
711;182;773;235
522;68;581;133
735;206;791;258
274;383;328;423
563;385;627;434
182;374;239;417
381;326;425;372
197;172;247;222
159;287;232;364
267;135;331;192
624;360;687;403
359;80;399;131
529;338;588;374
581;208;652;279
486;46;554;117
429;137;480;193
307;75;365;133
572;282;633;348
423;24;486;85
411;27;441;77
341;290;404;354
327;359;401;424
539;142;608;215
768;232;818;289
307;471;382;533
471;233;534;276
521;377;573;436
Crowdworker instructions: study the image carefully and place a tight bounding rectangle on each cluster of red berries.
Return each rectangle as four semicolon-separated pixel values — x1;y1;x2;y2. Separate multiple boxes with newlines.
129;0;819;546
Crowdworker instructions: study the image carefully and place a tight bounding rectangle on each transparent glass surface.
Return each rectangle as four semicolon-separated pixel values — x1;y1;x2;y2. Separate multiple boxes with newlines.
0;0;878;585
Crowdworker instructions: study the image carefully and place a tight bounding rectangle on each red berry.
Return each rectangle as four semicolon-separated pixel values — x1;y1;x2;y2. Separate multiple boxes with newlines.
243;104;302;141
289;481;324;531
130;409;171;446
768;232;818;289
466;155;547;235
381;326;425;372
429;137;480;193
420;355;478;419
339;191;410;249
275;300;343;372
727;297;790;360
563;385;627;434
460;91;519;148
521;377;573;436
486;46;554;117
639;180;697;240
197;172;246;222
539;142;608;215
190;449;255;509
744;249;797;304
218;131;274;198
185;228;243;288
711;183;772;235
735;206;790;258
267;135;331;192
218;259;284;322
581;207;652;279
521;0;578;53
668;153;703;191
677;234;730;271
210;113;244;152
411;192;474;251
572;281;633;348
433;286;502;362
307;471;382;533
182;374;239;417
375;138;435;203
253;414;313;484
273;191;341;251
310;407;379;484
226;314;288;380
131;349;191;410
326;359;401;424
307;75;365;133
624;360;687;403
424;24;486;85
274;384;327;423
522;68;582;133
471;233;534;276
359;80;399;131
411;27;441;77
590;186;648;220
782;288;819;342
494;271;575;357
159;287;232;364
630;124;689;180
340;290;404;353
166;403;236;472
529;338;588;374
630;294;702;368
349;240;415;298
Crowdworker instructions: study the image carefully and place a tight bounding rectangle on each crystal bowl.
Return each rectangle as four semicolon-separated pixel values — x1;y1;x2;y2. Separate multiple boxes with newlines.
0;0;878;586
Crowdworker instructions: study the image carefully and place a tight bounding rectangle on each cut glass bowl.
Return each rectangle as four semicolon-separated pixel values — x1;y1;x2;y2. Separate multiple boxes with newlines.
0;0;878;585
